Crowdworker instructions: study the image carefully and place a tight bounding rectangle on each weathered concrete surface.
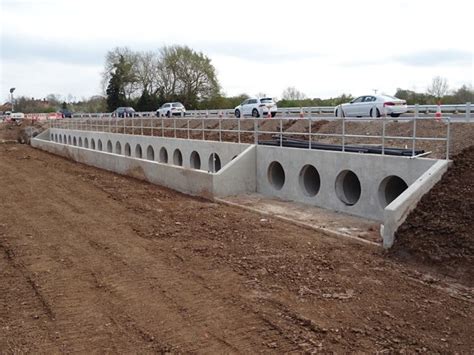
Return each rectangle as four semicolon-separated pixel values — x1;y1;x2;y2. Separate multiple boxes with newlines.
381;159;451;248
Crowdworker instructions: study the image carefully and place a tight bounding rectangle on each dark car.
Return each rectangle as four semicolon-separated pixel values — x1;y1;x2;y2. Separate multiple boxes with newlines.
113;107;136;118
59;109;73;118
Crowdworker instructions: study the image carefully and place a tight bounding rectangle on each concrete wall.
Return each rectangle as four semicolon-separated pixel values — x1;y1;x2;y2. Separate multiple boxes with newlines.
256;146;438;221
48;129;250;172
35;129;253;199
381;160;450;248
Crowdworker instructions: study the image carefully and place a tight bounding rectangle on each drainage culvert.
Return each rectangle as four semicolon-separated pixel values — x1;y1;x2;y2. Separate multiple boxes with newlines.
173;149;183;166
115;141;121;154
190;151;201;169
159;147;168;163
135;144;143;158
147;145;155;161
208;153;221;173
335;170;361;206
299;164;320;197
125;143;131;156
378;175;408;207
268;161;285;190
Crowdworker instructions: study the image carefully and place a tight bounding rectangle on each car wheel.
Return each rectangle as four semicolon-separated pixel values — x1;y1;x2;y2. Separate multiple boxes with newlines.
335;108;345;117
369;108;381;118
271;112;276;118
166;111;171;118
252;109;259;118
235;109;241;118
391;113;400;118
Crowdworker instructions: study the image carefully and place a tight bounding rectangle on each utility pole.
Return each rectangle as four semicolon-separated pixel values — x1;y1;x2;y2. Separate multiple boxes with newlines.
9;88;16;112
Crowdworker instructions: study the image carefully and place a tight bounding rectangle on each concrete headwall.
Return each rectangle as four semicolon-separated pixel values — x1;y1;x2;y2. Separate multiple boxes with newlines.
256;146;438;221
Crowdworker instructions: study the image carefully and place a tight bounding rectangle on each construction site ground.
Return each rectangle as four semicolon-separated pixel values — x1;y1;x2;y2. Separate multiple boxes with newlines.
1;119;474;352
1;140;473;353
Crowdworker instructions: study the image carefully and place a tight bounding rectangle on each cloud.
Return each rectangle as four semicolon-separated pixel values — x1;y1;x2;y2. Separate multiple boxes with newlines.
394;50;473;67
1;34;106;66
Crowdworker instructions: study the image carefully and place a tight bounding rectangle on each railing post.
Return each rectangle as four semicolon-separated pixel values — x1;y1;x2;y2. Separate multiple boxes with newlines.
174;118;176;138
219;118;222;142
446;118;451;160
382;116;386;155
308;118;311;149
161;118;164;137
141;118;143;135
238;118;241;144
254;119;258;145
202;118;205;140
280;118;283;147
412;115;417;157
187;119;190;139
467;102;471;122
341;115;345;152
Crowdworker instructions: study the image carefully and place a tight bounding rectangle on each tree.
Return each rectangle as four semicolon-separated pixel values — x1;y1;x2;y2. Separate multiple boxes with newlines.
281;87;307;101
427;76;449;100
135;88;157;111
106;55;129;111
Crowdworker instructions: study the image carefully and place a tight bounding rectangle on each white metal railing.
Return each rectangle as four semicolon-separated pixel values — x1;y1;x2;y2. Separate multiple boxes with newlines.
49;115;452;160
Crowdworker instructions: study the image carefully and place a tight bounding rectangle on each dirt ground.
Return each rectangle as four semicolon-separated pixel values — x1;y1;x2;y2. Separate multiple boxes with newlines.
1;143;473;353
392;145;474;286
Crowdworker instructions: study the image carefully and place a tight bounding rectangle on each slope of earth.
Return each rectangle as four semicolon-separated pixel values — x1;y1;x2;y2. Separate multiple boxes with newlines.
0;145;473;353
391;145;474;285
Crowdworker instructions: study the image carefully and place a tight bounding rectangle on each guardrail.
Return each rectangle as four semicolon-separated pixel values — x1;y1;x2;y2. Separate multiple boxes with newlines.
50;115;452;160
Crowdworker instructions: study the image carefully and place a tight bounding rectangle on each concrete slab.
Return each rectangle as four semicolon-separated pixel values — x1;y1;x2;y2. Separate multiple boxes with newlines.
218;193;381;246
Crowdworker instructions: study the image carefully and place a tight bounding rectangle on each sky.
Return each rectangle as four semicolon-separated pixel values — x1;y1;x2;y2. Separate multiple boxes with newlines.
0;0;473;103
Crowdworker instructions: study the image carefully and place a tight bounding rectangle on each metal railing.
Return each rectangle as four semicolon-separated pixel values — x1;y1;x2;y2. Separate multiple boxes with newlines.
50;115;452;160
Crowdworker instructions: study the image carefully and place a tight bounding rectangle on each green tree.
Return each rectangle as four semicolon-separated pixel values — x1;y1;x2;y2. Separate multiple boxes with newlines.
136;88;157;111
106;56;130;111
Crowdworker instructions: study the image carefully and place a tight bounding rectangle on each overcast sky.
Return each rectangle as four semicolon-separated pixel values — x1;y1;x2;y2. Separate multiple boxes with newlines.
1;0;473;102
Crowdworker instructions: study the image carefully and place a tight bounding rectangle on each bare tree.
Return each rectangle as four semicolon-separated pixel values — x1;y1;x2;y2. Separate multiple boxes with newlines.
427;76;449;100
281;87;307;101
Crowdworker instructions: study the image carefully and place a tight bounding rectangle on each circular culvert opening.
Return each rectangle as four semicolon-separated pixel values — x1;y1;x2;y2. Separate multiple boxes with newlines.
91;139;96;150
135;144;143;158
125;143;131;156
147;145;155;160
208;153;221;173
63;135;67;144
97;139;103;151
115;141;121;154
335;170;361;206
267;161;285;190
84;138;89;148
173;149;183;166
299;164;321;197
378;175;408;207
68;136;71;145
190;151;201;169
107;140;113;153
159;147;168;163
73;137;77;146
78;137;83;147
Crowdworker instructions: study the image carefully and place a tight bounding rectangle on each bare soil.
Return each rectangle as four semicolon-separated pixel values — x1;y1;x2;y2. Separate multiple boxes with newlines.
1;144;473;353
391;145;474;285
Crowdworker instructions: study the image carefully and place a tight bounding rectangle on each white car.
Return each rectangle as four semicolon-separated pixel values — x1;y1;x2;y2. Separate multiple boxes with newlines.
334;95;407;118
156;102;186;117
234;98;277;118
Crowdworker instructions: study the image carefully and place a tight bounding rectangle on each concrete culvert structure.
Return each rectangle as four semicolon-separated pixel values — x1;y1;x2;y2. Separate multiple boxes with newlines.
335;170;361;206
78;137;83;147
190;151;201;169
59;135;63;144
135;144;143;158
73;137;77;146
208;153;221;173
159;147;168;163
115;141;121;154
173;149;183;166
299;164;321;197
146;145;154;161
378;175;408;207
68;136;71;145
63;135;67;144
91;139;96;150
97;139;103;151
268;161;285;190
107;140;113;153
125;143;131;156
84;138;88;148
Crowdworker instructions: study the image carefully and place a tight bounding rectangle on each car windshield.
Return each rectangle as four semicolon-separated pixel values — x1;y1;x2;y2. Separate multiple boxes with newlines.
172;103;183;108
260;98;274;103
